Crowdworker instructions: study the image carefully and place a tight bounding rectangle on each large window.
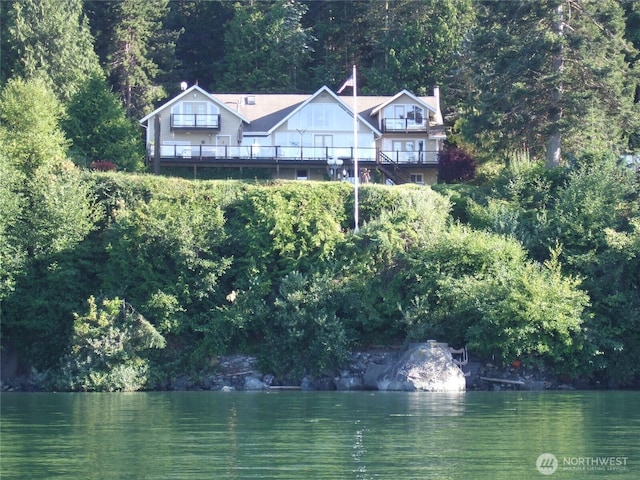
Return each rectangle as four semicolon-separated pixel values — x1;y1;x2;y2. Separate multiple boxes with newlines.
289;103;349;130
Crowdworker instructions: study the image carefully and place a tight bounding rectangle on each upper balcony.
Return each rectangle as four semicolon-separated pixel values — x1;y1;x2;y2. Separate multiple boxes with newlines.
381;117;428;133
171;113;221;131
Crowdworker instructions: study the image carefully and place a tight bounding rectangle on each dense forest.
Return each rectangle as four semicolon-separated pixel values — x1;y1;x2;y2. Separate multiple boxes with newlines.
1;0;638;163
1;0;640;390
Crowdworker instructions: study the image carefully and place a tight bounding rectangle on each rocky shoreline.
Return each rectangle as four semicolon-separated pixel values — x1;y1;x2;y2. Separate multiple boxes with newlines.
2;344;584;393
167;351;576;393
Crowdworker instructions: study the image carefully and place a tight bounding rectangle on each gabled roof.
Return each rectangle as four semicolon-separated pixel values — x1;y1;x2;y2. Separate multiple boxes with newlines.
212;86;381;136
370;89;438;116
211;92;308;134
140;85;441;135
276;86;381;136
139;85;250;125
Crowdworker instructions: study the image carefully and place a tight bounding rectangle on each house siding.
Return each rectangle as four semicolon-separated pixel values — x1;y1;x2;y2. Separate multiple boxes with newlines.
140;85;445;185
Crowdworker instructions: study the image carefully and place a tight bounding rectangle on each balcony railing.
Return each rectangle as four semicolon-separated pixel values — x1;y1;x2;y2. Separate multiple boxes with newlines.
381;117;428;133
170;114;220;130
149;144;439;165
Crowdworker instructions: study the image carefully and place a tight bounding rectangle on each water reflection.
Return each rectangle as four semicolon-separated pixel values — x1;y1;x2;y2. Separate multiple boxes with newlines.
402;391;467;417
1;391;638;479
351;420;368;480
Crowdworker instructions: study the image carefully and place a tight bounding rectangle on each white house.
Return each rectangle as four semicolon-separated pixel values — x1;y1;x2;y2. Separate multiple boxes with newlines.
139;84;445;185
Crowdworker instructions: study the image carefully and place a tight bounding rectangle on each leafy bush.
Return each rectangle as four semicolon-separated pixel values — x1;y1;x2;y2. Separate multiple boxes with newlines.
436;151;640;384
91;160;117;171
220;182;351;341
438;146;476;183
99;187;235;368
0;160;26;306
396;225;530;344
63;74;144;171
3;165;636;388
0;77;68;175
460;257;588;374
395;228;589;376
1;160;100;366
578;218;640;386
258;272;349;381
51;296;165;392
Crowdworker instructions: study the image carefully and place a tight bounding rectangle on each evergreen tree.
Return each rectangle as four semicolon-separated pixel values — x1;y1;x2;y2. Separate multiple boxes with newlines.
623;0;640;151
221;0;314;92
62;74;145;172
302;0;368;90
96;0;177;118
164;0;234;92
359;0;476;96
461;0;638;165
1;0;101;102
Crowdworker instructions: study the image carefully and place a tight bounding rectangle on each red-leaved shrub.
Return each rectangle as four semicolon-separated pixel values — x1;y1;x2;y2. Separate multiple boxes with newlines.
438;147;476;183
90;160;117;172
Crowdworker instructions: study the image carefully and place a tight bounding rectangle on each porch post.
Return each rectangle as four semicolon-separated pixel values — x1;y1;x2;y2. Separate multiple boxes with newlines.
153;114;161;174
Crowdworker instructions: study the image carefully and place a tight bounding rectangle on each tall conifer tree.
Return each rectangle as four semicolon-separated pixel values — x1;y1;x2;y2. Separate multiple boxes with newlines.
97;0;177;118
2;0;101;102
221;0;313;92
360;0;476;96
461;0;638;165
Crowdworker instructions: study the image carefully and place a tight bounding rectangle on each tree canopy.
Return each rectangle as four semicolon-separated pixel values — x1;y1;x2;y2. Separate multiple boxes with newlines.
220;0;314;92
0;0;639;390
1;0;101;102
460;0;639;164
0;77;69;175
62;74;145;171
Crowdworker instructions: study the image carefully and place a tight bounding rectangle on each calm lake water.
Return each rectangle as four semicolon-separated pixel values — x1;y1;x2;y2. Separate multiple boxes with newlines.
1;391;638;479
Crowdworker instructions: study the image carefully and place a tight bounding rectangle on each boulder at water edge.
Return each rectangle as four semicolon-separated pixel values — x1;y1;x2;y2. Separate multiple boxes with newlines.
366;343;466;392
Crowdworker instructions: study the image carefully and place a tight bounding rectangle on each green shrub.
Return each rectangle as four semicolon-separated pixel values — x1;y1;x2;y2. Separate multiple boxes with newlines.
461;256;588;375
396;228;589;376
258;272;349;381
4;165;635;387
51;296;165;392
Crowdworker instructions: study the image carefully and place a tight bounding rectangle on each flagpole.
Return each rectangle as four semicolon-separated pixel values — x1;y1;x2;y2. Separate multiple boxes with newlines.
352;64;359;232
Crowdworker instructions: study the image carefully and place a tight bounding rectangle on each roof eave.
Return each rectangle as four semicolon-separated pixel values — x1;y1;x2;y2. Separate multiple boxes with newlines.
265;86;381;136
139;84;251;125
370;89;437;116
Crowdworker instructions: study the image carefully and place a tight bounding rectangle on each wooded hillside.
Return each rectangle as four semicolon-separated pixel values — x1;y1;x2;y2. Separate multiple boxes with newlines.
1;1;639;390
1;0;638;167
0;164;638;390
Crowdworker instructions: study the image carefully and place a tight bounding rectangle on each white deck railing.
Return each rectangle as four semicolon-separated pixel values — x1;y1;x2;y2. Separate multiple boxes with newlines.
150;145;439;165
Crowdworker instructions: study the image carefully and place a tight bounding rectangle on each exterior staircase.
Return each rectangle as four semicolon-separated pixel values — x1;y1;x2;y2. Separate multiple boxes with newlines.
377;152;411;185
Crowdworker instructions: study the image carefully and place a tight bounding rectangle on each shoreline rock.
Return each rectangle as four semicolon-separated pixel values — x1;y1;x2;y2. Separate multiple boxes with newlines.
0;346;604;393
363;343;466;392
